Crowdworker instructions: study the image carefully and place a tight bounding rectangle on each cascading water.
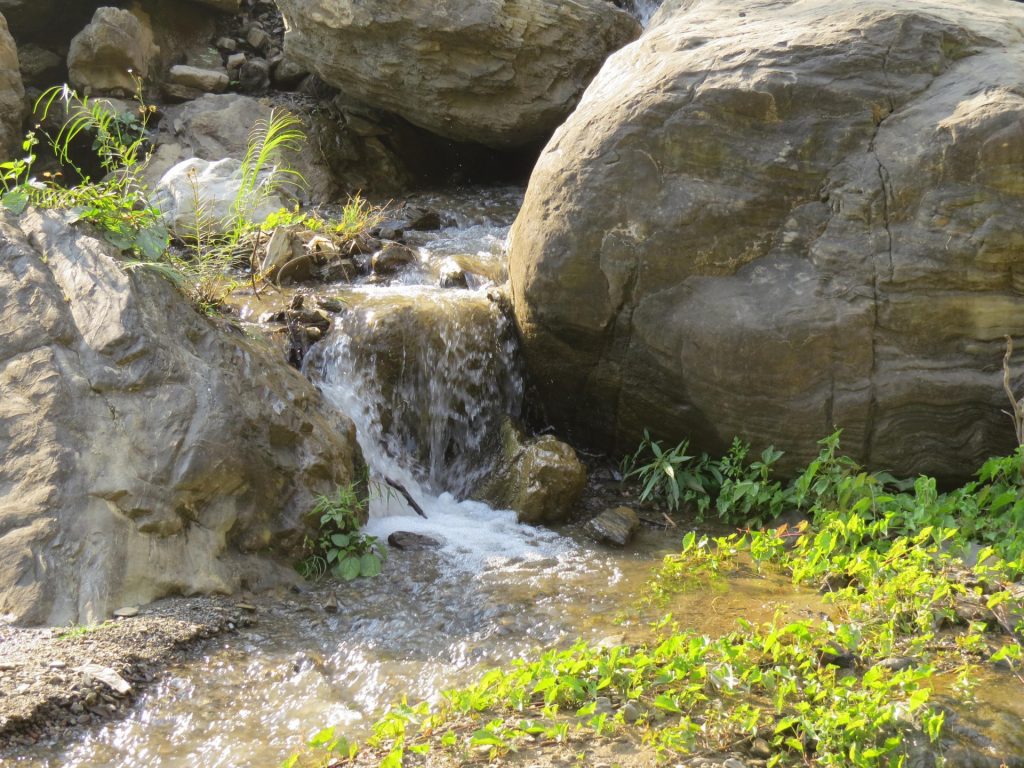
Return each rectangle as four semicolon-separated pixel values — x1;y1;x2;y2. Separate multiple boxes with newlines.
633;0;664;26
304;288;522;501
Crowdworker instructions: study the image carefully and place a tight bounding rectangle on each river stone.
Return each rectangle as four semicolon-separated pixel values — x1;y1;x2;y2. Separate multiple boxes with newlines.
68;7;158;95
586;506;639;547
474;421;586;525
387;531;441;551
0;12;23;160
0;210;360;626
276;0;641;148
508;0;1024;481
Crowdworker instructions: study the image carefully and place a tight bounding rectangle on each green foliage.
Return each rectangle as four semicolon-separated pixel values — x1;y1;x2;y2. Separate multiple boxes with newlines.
2;83;169;261
262;194;384;241
298;485;385;582
623;431;793;525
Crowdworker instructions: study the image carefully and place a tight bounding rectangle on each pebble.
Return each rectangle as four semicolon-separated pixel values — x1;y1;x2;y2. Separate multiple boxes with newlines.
723;758;747;768
620;699;643;723
236;603;257;613
750;737;772;758
113;606;140;618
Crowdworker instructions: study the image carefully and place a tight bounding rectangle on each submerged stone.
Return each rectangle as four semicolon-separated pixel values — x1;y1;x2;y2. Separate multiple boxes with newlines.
585;505;639;547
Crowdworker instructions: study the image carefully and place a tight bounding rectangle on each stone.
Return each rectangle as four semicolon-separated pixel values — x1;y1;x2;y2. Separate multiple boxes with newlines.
508;0;1024;482
16;43;62;87
216;36;237;51
152;157;287;240
167;64;229;93
276;0;640;148
75;664;131;694
439;259;468;289
112;606;139;618
620;700;643;723
246;25;271;52
141;94;339;206
0;211;360;625
226;52;246;71
387;531;442;551
272;56;307;89
371;242;419;275
585;506;639;547
474;421;587;525
0;12;23;160
238;57;270;93
67;7;158;95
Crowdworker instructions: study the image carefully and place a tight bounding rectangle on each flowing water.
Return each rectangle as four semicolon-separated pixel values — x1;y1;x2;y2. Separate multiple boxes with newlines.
9;186;1024;767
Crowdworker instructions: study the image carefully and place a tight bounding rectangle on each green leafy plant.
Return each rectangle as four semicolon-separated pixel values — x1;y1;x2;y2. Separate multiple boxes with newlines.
299;485;385;582
2;82;168;260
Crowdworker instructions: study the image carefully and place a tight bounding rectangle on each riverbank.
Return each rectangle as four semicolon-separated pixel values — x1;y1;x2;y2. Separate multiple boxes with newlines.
0;597;256;751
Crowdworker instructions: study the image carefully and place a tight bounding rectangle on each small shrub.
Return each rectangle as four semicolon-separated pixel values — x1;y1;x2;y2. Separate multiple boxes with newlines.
299;484;386;582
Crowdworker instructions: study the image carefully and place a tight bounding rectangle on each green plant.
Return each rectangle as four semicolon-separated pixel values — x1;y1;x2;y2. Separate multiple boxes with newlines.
2;82;168;260
299;485;385;582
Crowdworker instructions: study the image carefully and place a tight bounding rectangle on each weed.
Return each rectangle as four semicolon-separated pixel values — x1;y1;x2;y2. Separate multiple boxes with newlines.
298;484;386;582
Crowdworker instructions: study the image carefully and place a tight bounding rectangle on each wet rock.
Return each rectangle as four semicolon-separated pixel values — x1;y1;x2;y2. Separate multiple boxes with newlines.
68;7;158;95
508;0;1024;479
167;64;229;93
0;211;359;625
372;242;419;275
474;421;587;525
387;531;442;551
153;157;286;239
585;506;639;547
322;593;338;613
0;12;23;160
439;259;468;289
315;296;345;313
277;0;640;148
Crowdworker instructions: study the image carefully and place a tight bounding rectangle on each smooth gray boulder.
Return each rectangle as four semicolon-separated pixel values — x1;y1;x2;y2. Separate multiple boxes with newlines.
0;12;23;160
0;210;361;626
508;0;1024;481
67;6;158;94
276;0;640;148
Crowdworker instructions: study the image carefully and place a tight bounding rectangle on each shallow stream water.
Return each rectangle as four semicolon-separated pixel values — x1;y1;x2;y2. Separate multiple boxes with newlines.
10;186;1024;767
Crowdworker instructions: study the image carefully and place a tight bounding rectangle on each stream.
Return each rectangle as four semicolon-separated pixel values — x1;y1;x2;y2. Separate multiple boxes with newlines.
9;186;1024;767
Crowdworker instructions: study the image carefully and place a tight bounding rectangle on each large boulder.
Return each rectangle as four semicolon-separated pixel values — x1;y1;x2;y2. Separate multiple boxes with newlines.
276;0;640;148
0;12;23;160
67;6;159;95
508;0;1024;481
0;210;361;626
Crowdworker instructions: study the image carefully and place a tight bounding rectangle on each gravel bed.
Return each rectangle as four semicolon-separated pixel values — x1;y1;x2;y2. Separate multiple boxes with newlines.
0;596;256;751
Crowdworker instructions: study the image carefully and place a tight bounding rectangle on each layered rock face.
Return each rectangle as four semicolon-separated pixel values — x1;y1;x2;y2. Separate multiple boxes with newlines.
509;0;1024;480
276;0;641;148
0;212;361;626
0;12;23;159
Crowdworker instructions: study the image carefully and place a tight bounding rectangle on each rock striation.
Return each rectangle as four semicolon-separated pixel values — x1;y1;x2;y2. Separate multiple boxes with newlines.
276;0;640;148
0;211;361;626
509;0;1024;480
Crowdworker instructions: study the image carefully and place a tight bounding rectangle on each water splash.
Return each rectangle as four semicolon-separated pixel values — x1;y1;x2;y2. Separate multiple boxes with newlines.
304;286;522;502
